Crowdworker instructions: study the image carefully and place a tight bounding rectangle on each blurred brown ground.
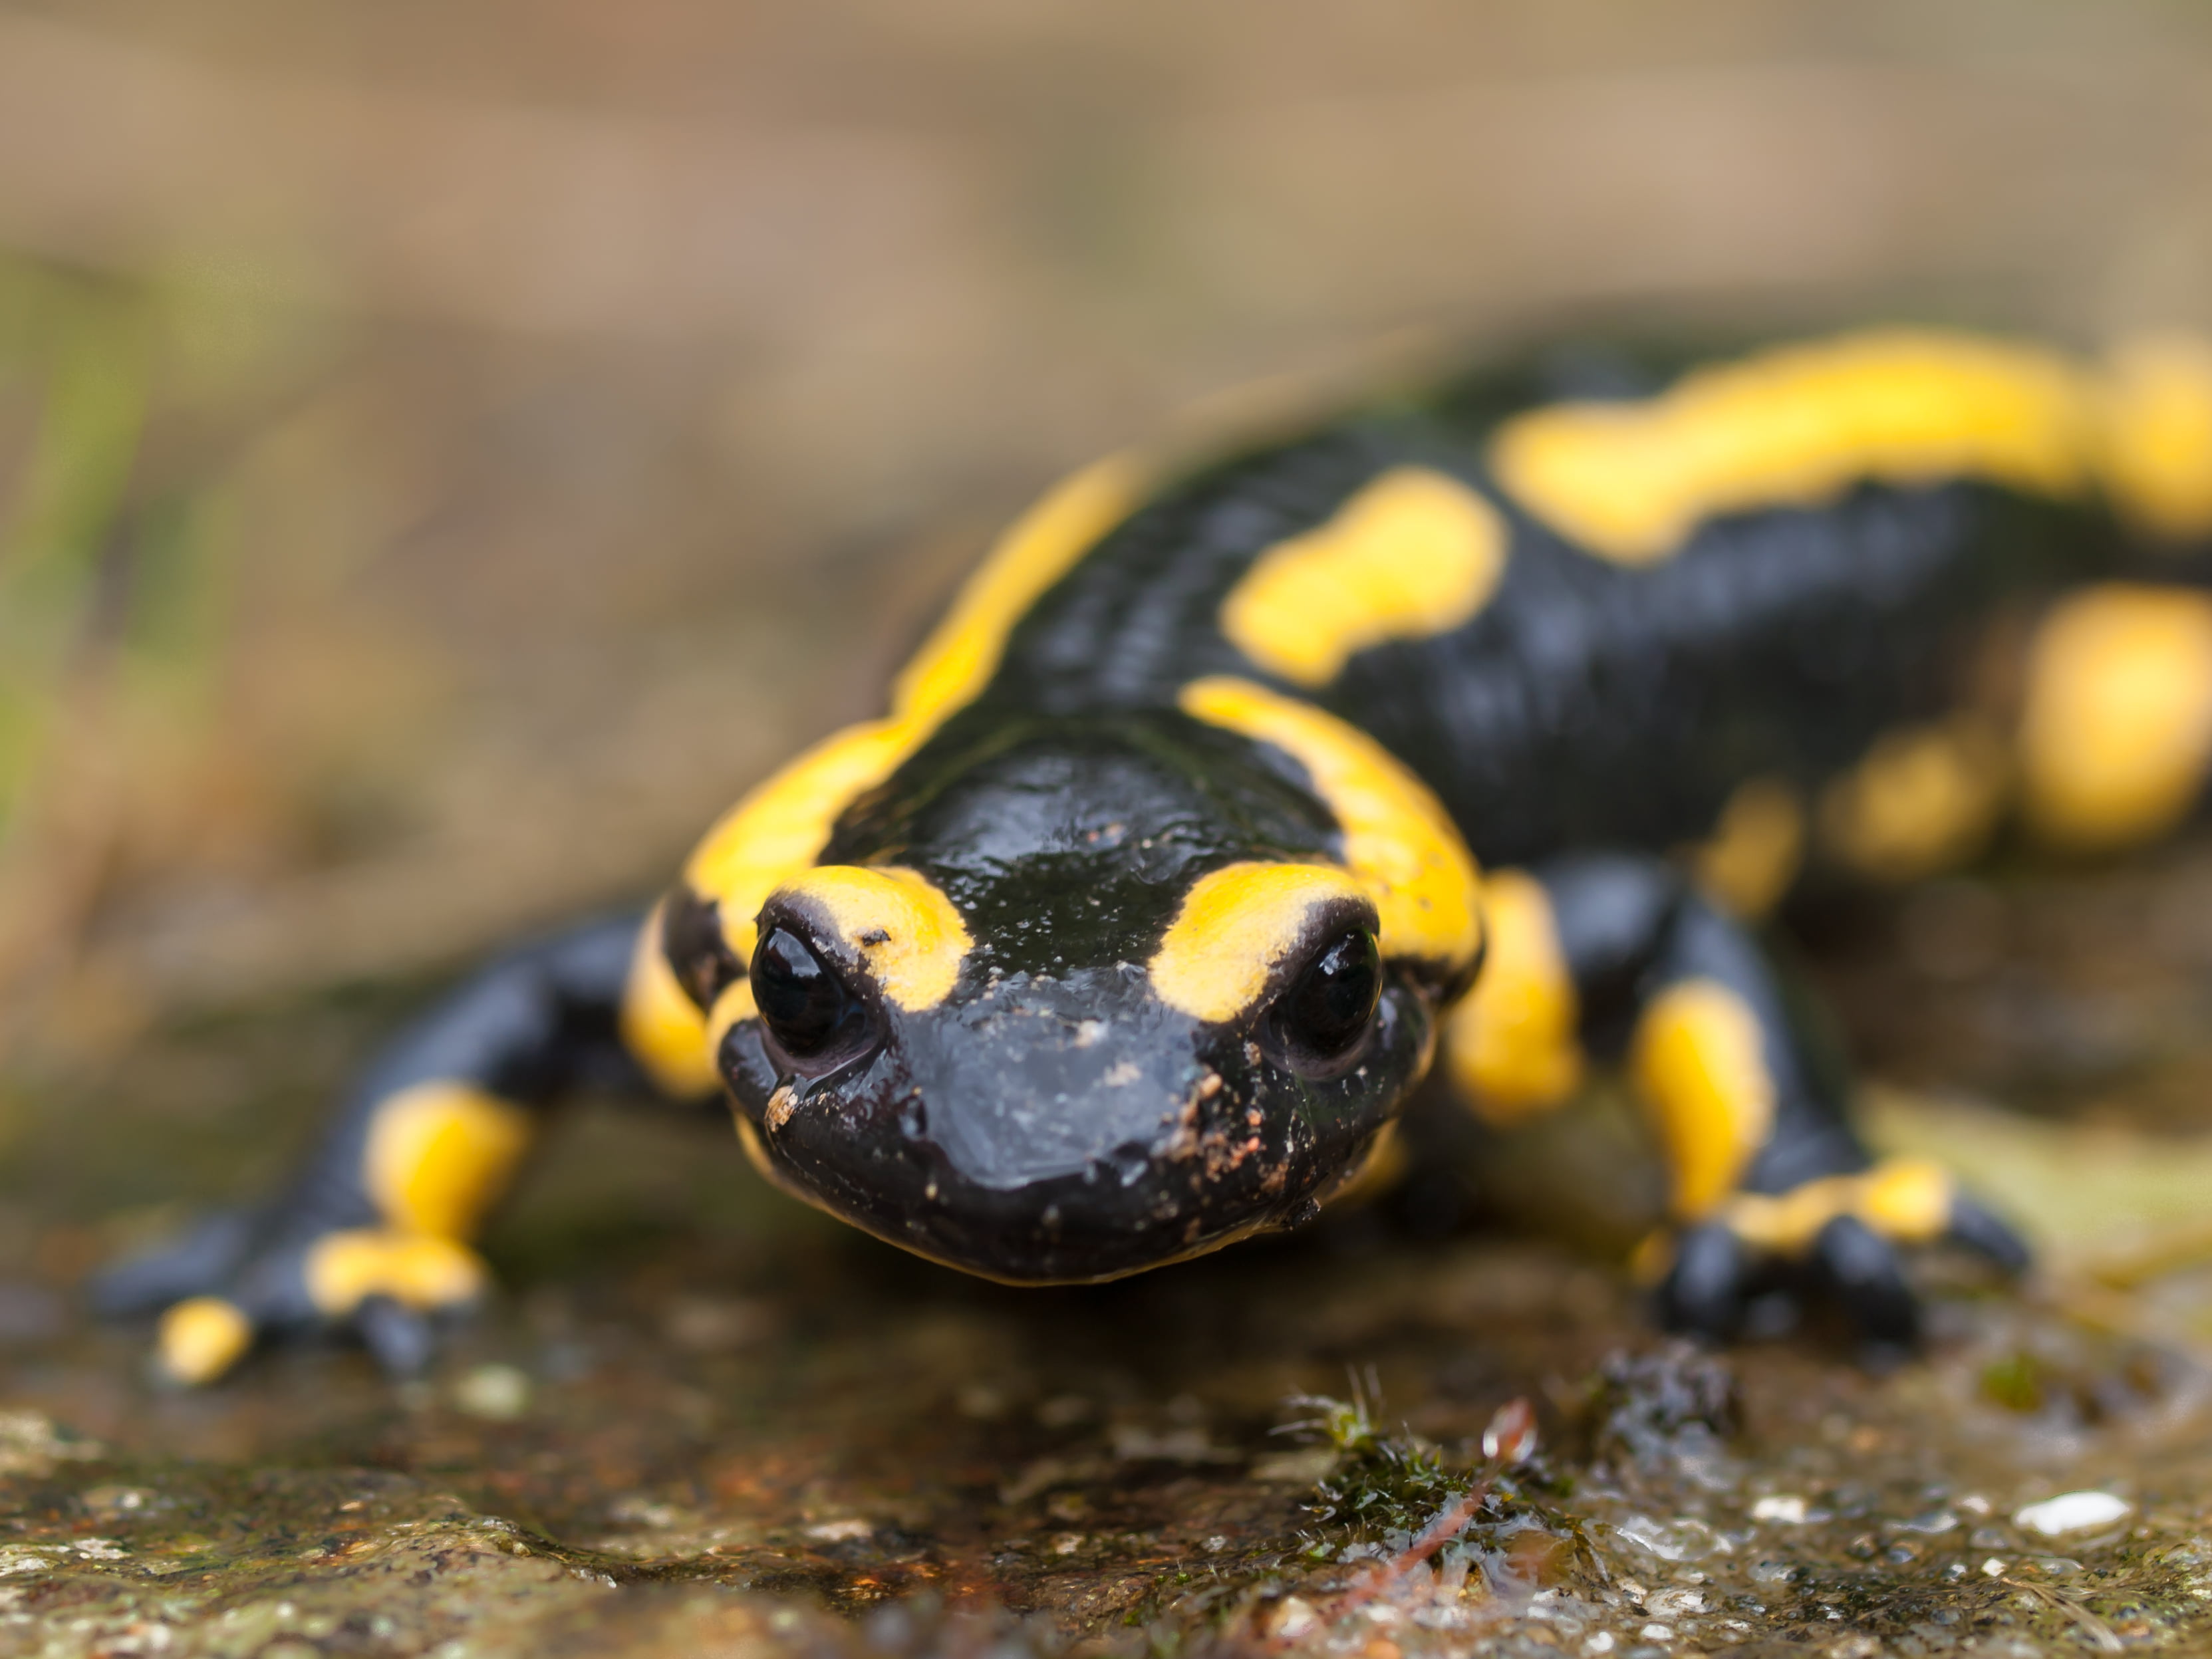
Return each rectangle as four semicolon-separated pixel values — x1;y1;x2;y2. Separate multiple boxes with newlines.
6;0;2212;1061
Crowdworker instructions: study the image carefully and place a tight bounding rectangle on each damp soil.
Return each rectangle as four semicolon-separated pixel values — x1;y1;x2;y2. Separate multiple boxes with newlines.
10;846;2212;1656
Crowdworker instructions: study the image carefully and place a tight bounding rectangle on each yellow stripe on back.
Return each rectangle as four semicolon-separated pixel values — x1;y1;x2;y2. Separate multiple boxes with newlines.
1178;676;1482;978
1148;862;1370;1023
1445;868;1584;1124
1220;466;1509;686
668;455;1144;1039
1490;330;2091;564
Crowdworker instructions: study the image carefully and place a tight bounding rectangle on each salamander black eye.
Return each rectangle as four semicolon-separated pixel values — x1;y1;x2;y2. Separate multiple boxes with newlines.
1275;927;1381;1072
752;927;857;1060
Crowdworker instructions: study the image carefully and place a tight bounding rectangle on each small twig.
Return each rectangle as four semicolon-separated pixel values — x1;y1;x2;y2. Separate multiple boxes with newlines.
2002;1576;2122;1652
1327;1479;1489;1619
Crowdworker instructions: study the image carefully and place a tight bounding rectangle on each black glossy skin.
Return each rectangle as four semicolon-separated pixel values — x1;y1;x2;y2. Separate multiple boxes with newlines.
104;332;2198;1372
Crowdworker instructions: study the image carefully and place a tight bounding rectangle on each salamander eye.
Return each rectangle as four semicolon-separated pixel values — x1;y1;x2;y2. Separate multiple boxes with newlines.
1274;926;1381;1073
752;926;859;1060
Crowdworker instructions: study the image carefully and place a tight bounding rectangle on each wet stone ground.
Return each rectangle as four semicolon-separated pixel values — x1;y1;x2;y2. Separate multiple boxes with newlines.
13;845;2212;1654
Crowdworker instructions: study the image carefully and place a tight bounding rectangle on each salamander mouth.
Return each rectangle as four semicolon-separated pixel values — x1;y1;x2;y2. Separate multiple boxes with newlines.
735;1114;1327;1283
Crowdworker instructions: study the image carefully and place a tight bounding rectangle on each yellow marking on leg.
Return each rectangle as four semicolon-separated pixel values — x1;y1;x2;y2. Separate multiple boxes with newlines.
1445;869;1584;1125
1818;714;2009;882
1147;862;1371;1023
771;865;974;1011
2098;333;2212;540
2018;584;2212;851
1490;330;2090;564
1628;979;1776;1221
619;899;720;1098
1719;1156;1955;1257
303;1229;488;1318
1685;775;1805;918
1178;676;1483;980
363;1081;533;1242
157;1296;253;1386
682;457;1141;979
1220;466;1508;687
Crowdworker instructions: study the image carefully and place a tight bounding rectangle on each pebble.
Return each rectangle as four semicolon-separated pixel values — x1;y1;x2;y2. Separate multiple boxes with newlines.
2012;1491;2131;1537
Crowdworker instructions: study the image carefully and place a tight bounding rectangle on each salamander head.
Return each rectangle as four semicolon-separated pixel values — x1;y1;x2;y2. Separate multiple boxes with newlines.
674;714;1476;1282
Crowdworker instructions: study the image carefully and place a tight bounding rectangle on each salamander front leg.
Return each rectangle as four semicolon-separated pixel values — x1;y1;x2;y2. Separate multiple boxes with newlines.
1443;854;2027;1354
95;914;669;1384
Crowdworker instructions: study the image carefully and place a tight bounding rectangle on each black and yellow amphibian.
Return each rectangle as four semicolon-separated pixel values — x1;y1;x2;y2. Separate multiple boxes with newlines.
102;326;2212;1382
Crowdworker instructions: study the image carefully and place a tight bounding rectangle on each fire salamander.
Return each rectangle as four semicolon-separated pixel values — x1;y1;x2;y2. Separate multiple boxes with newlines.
101;326;2212;1384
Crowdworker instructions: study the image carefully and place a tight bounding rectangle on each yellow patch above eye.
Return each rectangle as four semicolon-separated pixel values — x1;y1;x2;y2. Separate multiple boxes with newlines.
772;864;974;1011
1490;329;2090;564
1220;466;1509;687
1178;676;1483;979
1148;862;1370;1023
362;1081;534;1243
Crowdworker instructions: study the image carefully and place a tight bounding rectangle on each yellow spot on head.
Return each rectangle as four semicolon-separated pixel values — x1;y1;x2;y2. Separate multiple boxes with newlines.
1178;676;1483;980
1818;715;2009;884
363;1082;533;1242
2097;333;2212;540
303;1229;488;1318
769;864;974;1011
2019;583;2212;851
1148;862;1371;1023
619;900;721;1098
1220;466;1508;686
1490;330;2090;563
1446;868;1584;1124
1687;775;1806;918
1628;978;1776;1221
157;1296;252;1386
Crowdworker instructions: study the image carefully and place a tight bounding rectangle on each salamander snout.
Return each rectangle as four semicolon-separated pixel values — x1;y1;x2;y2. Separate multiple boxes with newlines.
716;916;1433;1283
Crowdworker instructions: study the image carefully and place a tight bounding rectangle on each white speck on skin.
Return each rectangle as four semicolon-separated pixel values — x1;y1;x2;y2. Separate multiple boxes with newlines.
1583;1635;1617;1655
1639;1624;1675;1642
804;1518;874;1542
1751;1495;1808;1524
1072;1019;1108;1048
2014;1491;2131;1535
1983;1557;2006;1576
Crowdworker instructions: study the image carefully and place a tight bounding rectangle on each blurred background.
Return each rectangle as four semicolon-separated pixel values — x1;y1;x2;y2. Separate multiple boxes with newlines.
4;0;2212;1107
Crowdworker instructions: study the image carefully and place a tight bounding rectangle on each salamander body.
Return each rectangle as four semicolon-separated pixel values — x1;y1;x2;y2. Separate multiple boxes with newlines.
104;326;2212;1383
